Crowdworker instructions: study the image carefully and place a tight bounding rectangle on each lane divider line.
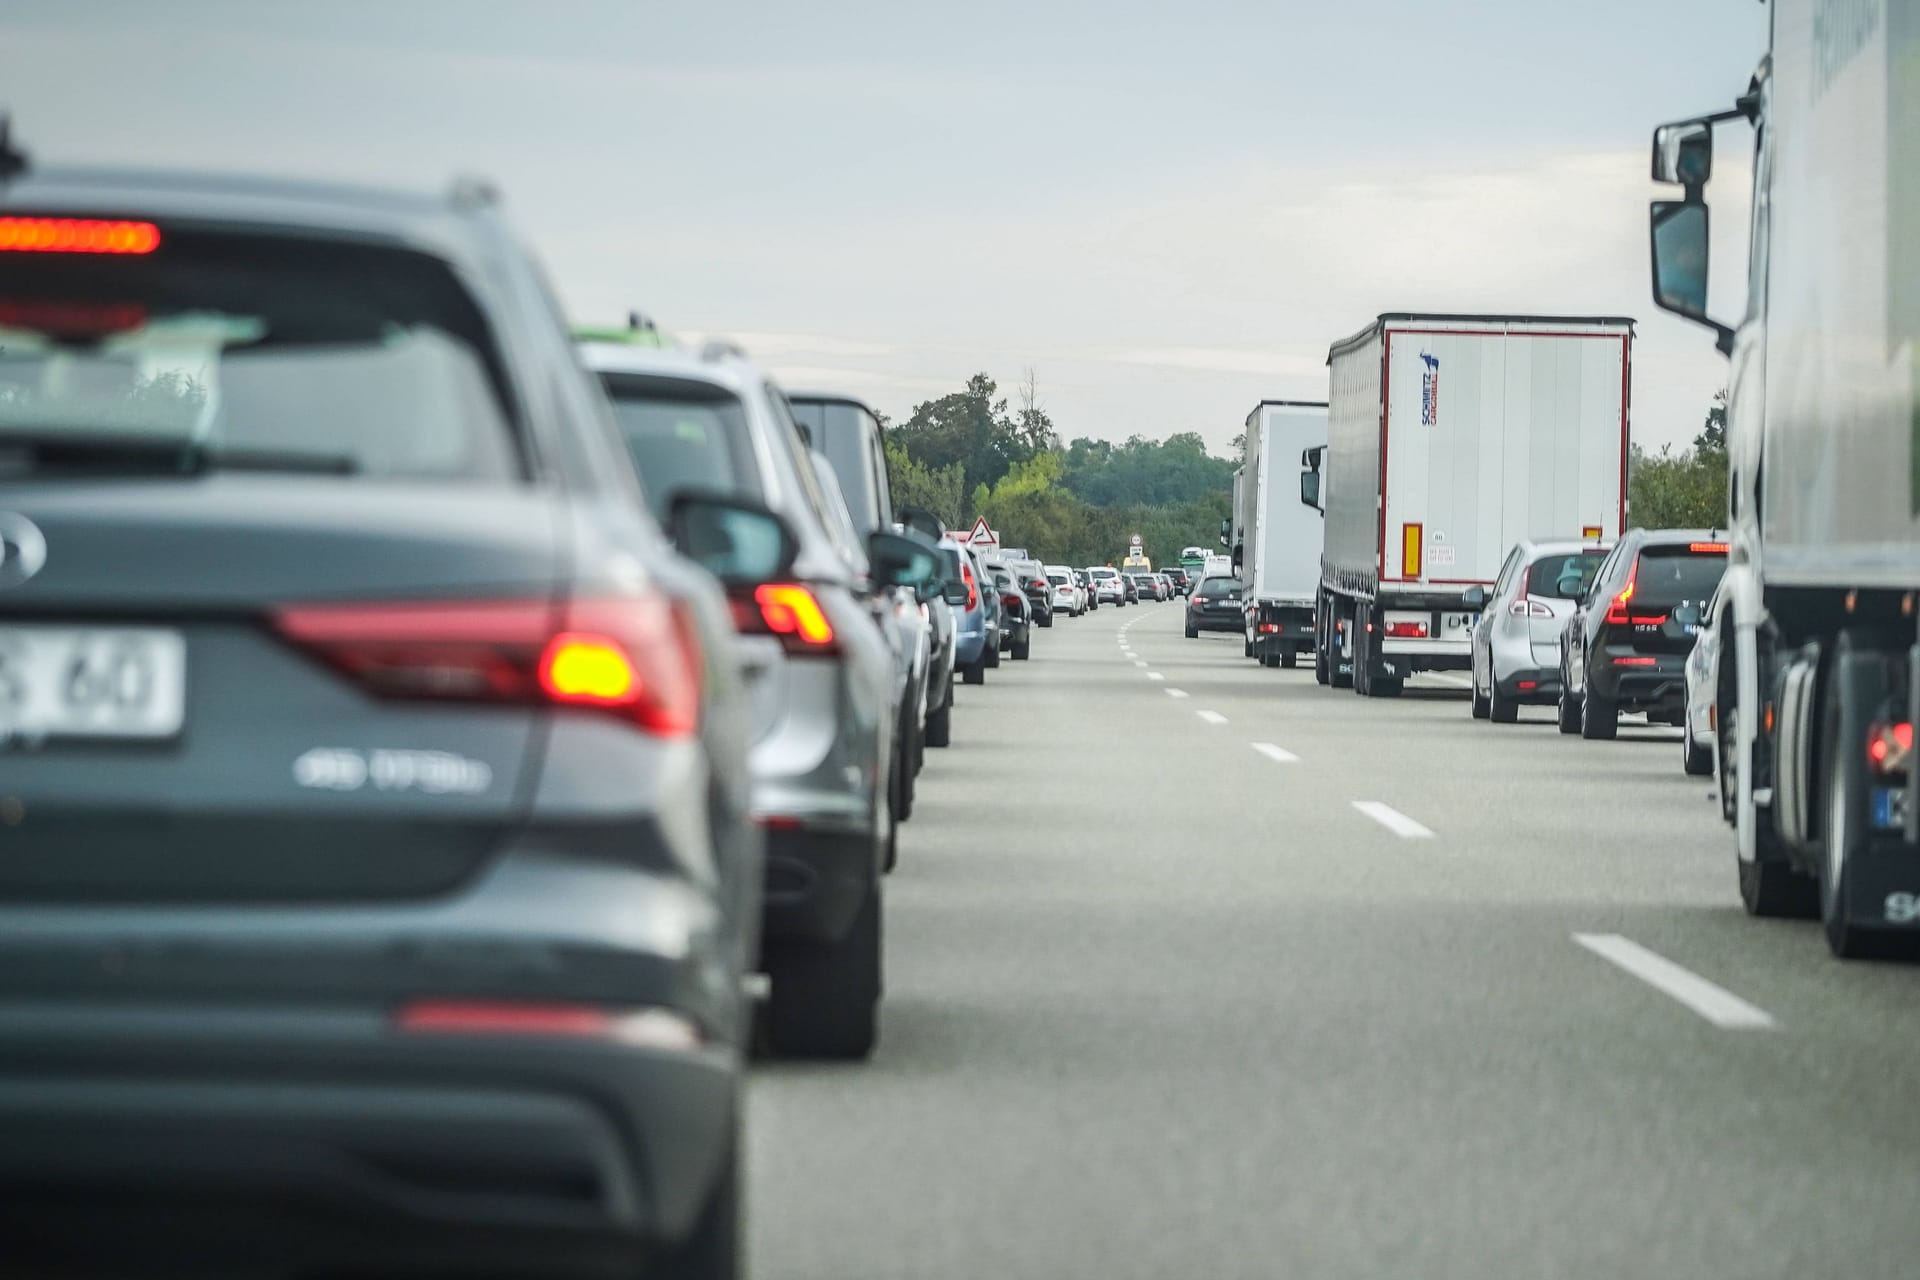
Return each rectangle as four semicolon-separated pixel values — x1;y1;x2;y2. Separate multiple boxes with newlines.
1572;933;1777;1030
1196;710;1228;725
1146;671;1165;681
1133;660;1148;668
1166;688;1188;699
1351;801;1434;839
1251;742;1298;763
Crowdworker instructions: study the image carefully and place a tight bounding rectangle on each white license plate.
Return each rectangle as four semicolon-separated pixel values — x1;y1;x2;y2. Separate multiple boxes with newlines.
0;625;187;741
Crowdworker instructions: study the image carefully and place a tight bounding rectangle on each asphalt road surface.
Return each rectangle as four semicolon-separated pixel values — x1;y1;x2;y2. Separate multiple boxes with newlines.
747;599;1920;1280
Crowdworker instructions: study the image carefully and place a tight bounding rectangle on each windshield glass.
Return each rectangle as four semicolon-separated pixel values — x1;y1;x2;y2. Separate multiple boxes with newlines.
1526;548;1609;600
597;375;757;511
0;233;520;479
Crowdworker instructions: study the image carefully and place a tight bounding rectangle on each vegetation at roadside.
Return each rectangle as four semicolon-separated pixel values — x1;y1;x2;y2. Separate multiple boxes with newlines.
1628;390;1728;529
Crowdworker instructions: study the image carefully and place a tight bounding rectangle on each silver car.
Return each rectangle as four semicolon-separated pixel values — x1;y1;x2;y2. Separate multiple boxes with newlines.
583;340;925;1060
1681;586;1721;776
1468;537;1611;723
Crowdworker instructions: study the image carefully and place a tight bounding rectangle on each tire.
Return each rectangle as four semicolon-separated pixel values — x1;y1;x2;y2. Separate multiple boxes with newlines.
1580;684;1617;739
1281;649;1297;669
1557;683;1581;735
1261;651;1280;668
651;1119;741;1280
1329;611;1353;690
763;882;880;1060
1038;613;1052;629
1720;697;1819;918
1244;635;1254;658
1681;721;1711;776
1186;622;1199;639
1489;675;1517;724
985;641;1001;668
1012;633;1030;661
1819;630;1890;958
1471;665;1490;719
1314;614;1331;686
962;657;985;685
924;692;951;749
891;709;915;828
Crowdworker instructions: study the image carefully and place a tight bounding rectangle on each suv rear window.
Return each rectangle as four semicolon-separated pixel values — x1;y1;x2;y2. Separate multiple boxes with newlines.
0;231;520;480
597;374;758;512
1046;572;1069;585
1197;577;1241;597
1634;544;1727;603
1525;549;1608;600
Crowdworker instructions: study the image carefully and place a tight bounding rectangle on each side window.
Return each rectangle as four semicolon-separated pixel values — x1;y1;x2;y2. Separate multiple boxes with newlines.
866;412;894;525
764;383;843;538
1491;548;1523;600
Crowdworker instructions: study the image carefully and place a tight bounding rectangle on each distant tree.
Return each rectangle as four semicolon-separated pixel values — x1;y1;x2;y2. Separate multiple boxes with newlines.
884;438;966;531
1694;388;1727;453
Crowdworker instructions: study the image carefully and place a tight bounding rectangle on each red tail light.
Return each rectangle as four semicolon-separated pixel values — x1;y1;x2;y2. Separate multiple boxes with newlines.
1385;621;1428;638
1606;561;1639;625
730;582;839;656
962;560;979;611
0;216;161;255
1611;655;1657;666
393;1000;701;1050
273;596;700;736
1868;721;1914;774
1001;592;1022;609
1689;542;1729;554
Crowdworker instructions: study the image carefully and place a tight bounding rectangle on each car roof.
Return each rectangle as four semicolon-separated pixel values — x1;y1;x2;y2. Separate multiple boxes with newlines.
577;342;762;397
1521;538;1613;558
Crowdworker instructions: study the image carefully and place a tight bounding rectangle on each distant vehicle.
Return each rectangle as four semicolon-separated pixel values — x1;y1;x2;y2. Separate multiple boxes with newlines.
1162;566;1191;596
1305;313;1633;696
1072;567;1099;610
1682;586;1721;777
1122;551;1152;572
1180;545;1208;579
1186;575;1245;638
0;165;772;1276
993;568;1034;660
1088;565;1127;605
1129;571;1164;602
1647;3;1920;948
943;538;993;685
1004;559;1054;627
1236;401;1326;669
1466;538;1610;723
1045;566;1084;616
1557;530;1728;740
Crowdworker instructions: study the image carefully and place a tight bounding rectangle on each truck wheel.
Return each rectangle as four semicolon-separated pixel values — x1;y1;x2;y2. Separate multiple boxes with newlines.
924;691;951;749
1557;684;1581;735
1818;630;1891;958
763;882;880;1060
1580;686;1617;739
1489;677;1518;724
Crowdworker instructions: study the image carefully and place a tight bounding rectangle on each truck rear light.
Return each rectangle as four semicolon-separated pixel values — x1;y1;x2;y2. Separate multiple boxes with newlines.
273;596;701;736
1385;621;1428;638
393;1000;702;1051
1259;622;1279;633
1867;721;1914;775
1517;680;1538;691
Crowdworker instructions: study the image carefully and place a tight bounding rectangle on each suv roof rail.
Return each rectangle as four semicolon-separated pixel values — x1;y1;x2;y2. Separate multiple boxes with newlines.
0;114;29;183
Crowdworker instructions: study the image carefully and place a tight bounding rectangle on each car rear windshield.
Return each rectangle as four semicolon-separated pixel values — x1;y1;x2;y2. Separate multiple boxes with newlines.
1090;568;1116;579
1198;577;1241;597
1525;549;1608;600
596;374;758;512
1047;572;1069;585
1634;544;1727;602
0;229;521;479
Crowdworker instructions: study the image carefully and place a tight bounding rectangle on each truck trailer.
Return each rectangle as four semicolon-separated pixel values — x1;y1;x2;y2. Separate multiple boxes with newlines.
1305;313;1632;696
1233;401;1327;668
1648;0;1920;955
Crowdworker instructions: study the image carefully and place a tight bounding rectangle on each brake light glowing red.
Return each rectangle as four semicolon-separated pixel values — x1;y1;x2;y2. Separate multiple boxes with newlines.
1517;680;1537;691
1612;655;1657;666
1689;542;1729;554
1606;562;1639;626
962;560;979;611
0;217;161;254
754;584;834;646
1868;721;1914;773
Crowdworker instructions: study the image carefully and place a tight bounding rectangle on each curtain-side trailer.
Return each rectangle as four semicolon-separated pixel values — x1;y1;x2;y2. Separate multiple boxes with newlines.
1304;313;1632;697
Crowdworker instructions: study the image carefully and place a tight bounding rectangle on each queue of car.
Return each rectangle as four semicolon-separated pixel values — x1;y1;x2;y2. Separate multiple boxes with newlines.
0;141;1130;1278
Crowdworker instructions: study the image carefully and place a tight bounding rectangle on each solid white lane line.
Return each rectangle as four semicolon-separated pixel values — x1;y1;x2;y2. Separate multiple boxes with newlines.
1147;671;1165;681
1573;933;1777;1030
1251;742;1298;763
1196;710;1228;725
1351;801;1434;839
1166;688;1188;699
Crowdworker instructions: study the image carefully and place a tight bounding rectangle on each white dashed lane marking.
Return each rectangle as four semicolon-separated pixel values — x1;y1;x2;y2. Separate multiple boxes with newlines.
1166;688;1188;699
1573;933;1777;1030
1196;711;1228;725
1250;742;1298;764
1351;801;1434;839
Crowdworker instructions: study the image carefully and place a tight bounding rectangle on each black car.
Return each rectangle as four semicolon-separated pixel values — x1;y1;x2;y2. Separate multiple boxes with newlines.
1163;566;1191;596
993;569;1034;660
1186;575;1245;636
0;164;764;1277
1559;529;1729;740
1008;561;1054;627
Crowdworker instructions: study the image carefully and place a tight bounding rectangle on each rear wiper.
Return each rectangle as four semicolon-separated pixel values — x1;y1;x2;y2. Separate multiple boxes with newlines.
0;430;357;477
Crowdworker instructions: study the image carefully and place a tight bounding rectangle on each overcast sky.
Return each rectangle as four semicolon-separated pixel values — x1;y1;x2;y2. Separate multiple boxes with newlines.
1;1;1769;456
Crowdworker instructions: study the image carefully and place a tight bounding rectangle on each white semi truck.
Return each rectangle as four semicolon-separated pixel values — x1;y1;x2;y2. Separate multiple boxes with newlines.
1303;313;1632;696
1648;0;1920;955
1232;401;1327;668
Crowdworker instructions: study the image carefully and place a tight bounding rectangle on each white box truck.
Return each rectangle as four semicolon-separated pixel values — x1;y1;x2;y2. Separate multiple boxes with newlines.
1648;1;1920;954
1232;401;1327;668
1303;313;1632;696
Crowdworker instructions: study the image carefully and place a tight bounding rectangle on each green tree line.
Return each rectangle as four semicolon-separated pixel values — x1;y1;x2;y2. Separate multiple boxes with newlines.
883;372;1234;565
1628;390;1728;529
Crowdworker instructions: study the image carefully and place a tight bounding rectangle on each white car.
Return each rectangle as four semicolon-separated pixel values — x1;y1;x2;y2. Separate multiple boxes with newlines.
1086;566;1126;605
1045;566;1084;616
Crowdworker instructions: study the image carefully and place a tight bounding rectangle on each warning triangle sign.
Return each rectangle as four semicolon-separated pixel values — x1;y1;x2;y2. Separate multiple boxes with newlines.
966;517;997;547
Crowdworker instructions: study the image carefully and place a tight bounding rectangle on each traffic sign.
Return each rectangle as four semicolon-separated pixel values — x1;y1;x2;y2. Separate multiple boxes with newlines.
966;517;998;548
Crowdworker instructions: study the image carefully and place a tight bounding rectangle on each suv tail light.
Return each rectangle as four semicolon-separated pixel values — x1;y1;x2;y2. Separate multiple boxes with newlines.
730;583;840;656
274;595;701;736
962;560;979;611
1605;561;1639;625
1001;592;1023;609
1868;720;1914;775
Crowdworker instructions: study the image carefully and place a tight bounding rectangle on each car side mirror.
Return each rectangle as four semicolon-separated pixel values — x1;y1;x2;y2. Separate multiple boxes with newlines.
942;578;969;606
667;490;798;586
1652;119;1713;187
867;530;938;592
1462;586;1486;610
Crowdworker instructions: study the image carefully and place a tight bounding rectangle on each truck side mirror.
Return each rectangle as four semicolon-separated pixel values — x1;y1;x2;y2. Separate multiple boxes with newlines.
1651;120;1713;187
1650;199;1733;354
1299;469;1322;511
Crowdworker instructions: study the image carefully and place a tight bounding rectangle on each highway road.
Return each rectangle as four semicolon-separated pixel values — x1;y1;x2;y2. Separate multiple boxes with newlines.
747;599;1920;1280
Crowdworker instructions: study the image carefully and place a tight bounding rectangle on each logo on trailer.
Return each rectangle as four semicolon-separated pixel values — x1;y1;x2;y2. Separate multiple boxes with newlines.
1419;352;1440;427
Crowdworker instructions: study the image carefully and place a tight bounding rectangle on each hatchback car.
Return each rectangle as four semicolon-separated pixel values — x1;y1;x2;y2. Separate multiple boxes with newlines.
1046;565;1084;617
1558;530;1729;740
1467;538;1610;723
1088;565;1126;606
0;166;764;1277
584;341;933;1060
1185;575;1245;637
942;537;992;684
993;568;1034;660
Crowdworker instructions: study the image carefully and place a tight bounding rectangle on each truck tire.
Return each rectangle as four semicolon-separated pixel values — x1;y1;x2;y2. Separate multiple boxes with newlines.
763;882;880;1060
1580;685;1617;739
1489;676;1518;724
1818;630;1892;958
1718;697;1817;917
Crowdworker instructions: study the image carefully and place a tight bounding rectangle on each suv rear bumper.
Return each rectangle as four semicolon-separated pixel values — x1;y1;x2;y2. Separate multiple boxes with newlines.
0;1002;736;1278
1497;667;1561;703
762;820;877;945
1588;653;1687;709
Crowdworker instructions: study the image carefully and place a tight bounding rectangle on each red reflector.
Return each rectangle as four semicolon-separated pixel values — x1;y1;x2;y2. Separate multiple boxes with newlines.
1385;621;1428;638
1259;623;1279;633
1688;542;1729;554
396;1001;611;1038
1517;680;1537;691
0;299;147;337
757;814;805;831
0;216;161;255
1868;721;1914;773
1612;655;1658;666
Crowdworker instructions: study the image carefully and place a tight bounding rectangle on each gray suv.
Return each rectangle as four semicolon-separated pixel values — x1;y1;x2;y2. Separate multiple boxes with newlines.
584;342;926;1060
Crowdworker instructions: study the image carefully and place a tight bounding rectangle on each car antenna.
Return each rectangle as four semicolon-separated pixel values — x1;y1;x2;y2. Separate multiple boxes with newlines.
0;114;29;183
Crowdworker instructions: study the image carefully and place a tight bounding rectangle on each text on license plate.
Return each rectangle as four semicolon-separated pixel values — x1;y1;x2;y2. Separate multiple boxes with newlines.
0;625;187;741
